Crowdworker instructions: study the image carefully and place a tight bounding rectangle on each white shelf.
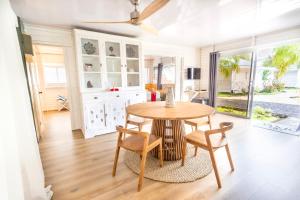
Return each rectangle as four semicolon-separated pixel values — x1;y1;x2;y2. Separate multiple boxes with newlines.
126;57;139;60
107;72;121;74
84;71;101;74
127;72;139;74
106;56;121;59
82;54;99;57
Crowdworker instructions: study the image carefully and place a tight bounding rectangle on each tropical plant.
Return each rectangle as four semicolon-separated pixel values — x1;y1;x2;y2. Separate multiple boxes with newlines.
263;44;300;79
261;69;271;87
252;106;277;121
219;54;250;78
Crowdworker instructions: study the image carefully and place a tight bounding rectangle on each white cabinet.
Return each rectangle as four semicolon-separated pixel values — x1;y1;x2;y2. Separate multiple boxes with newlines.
105;98;126;129
84;101;106;138
74;29;143;92
74;29;146;138
81;91;146;138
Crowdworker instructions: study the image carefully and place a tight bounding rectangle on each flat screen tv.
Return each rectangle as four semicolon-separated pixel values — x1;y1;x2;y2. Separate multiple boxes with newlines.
187;68;201;80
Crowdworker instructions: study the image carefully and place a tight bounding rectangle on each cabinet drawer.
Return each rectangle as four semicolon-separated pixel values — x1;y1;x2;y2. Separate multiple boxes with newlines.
82;94;106;102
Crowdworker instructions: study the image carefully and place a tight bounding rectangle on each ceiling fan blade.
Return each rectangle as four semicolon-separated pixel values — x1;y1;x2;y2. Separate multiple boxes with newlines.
139;23;159;35
82;20;132;24
139;0;170;21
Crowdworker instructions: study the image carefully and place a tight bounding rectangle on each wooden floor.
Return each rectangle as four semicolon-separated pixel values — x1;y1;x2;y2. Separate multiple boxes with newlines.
39;111;300;200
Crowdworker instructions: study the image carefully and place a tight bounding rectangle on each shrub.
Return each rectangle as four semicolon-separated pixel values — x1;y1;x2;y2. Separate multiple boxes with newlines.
252;106;277;121
260;85;276;93
241;88;248;95
272;81;285;92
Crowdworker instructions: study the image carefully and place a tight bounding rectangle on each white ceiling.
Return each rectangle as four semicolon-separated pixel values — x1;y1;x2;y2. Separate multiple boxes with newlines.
10;0;300;47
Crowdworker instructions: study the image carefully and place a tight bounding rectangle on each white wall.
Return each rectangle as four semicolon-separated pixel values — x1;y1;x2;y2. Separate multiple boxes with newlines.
0;0;46;199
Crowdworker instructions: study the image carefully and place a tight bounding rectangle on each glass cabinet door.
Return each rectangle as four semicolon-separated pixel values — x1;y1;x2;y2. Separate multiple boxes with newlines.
125;44;140;87
105;41;122;87
81;38;102;89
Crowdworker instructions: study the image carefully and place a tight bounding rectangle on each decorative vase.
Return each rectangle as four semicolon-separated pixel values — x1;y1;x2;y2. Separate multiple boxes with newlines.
165;86;175;107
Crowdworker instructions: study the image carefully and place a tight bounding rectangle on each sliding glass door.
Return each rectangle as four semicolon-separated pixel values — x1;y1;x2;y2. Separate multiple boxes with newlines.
251;42;300;134
215;50;254;117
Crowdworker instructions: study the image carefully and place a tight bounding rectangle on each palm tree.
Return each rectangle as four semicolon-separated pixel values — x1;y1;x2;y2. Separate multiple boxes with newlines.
219;54;250;78
263;44;300;79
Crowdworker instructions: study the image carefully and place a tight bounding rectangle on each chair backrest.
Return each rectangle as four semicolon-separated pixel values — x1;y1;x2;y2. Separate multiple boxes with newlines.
203;122;233;148
204;122;233;136
116;125;149;147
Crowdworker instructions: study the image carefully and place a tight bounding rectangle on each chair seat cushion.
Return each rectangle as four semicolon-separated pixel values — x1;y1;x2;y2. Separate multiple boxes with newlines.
121;134;159;152
185;131;227;149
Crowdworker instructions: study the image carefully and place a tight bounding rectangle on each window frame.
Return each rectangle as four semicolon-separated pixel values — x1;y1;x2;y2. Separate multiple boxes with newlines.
43;63;67;88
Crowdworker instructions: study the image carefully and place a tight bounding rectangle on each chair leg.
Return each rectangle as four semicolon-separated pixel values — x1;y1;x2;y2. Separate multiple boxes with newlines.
208;149;222;188
225;144;234;171
138;124;142;132
159;140;163;167
138;152;147;192
208;115;212;130
194;124;198;156
190;125;194;132
194;146;198;156
112;146;120;177
181;140;187;166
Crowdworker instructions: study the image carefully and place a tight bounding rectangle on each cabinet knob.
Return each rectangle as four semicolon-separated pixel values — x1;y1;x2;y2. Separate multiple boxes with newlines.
136;94;139;96
94;97;98;99
90;111;94;114
116;95;120;98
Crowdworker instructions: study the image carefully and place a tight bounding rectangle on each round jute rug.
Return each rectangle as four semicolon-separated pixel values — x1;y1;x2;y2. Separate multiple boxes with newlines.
124;147;212;183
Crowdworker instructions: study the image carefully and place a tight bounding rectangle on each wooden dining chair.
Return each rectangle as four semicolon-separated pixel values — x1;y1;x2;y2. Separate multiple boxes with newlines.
181;122;234;188
185;115;213;156
125;108;152;132
184;115;212;131
112;126;163;192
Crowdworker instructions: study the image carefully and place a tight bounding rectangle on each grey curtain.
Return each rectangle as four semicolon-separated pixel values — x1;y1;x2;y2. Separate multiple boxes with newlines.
208;52;220;107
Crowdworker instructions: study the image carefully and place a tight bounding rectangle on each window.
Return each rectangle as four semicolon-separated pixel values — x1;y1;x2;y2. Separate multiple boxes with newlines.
44;64;66;86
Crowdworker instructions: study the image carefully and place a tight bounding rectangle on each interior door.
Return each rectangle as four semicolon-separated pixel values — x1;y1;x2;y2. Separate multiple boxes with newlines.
26;55;45;141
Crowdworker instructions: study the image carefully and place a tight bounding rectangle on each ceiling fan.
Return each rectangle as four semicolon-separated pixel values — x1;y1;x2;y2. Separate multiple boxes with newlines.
83;0;170;34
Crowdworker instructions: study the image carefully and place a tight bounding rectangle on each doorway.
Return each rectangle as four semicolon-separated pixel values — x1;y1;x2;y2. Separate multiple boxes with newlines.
26;44;72;141
144;55;182;100
215;50;253;118
214;42;300;134
251;42;300;135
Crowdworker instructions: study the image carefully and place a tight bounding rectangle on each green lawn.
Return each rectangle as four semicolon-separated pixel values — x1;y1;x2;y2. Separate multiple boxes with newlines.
217;92;248;97
216;106;247;117
251;106;279;122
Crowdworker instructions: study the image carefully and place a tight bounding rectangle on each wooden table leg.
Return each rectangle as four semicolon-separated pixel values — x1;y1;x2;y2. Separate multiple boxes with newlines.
151;119;186;161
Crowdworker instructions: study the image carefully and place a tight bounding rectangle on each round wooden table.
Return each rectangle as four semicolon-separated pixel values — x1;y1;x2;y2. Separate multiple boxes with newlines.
127;101;215;161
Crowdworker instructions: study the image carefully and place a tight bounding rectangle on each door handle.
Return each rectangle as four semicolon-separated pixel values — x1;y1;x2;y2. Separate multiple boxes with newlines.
104;105;107;126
